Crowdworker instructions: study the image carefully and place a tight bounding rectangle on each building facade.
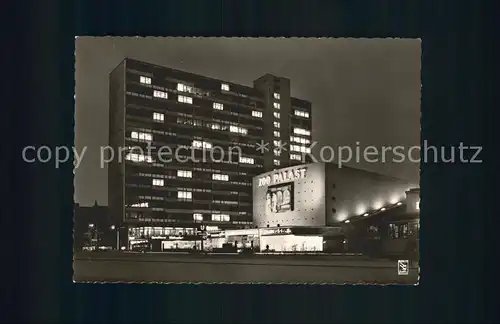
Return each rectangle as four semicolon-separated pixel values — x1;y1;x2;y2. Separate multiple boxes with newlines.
342;188;420;259
247;162;414;252
108;58;313;248
253;162;412;228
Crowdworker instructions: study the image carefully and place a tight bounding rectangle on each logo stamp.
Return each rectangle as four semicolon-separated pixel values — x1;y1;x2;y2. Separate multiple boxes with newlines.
398;260;409;275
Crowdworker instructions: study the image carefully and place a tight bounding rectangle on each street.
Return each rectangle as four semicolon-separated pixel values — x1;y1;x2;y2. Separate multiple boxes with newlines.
73;252;419;284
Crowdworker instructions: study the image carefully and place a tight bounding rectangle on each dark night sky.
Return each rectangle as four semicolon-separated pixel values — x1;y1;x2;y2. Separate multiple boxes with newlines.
75;37;421;206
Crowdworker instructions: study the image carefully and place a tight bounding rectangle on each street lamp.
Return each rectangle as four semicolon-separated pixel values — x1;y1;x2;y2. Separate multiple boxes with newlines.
111;225;120;250
87;224;96;250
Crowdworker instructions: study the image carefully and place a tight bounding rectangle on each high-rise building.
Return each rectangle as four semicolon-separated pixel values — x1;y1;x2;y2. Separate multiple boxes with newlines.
108;58;312;248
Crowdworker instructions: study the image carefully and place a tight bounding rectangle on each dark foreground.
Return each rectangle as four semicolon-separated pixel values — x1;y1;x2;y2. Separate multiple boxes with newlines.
73;252;419;284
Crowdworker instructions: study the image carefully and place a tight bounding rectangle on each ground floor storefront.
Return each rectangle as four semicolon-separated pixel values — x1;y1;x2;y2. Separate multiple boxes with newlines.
128;226;347;253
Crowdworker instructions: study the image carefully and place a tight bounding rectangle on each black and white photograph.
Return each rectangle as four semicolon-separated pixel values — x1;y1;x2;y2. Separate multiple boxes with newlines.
71;37;421;284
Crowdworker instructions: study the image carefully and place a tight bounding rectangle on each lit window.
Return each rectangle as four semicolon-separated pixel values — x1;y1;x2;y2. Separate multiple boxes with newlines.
131;131;152;142
152;179;164;186
273;102;280;109
274;131;280;138
274;140;281;147
294;110;310;118
213;102;224;110
230;125;248;135
153;112;164;122
193;213;203;221
140;76;151;84
125;153;153;163
290;153;302;161
274;121;280;128
273;148;281;156
212;173;229;181
178;95;193;104
131;202;149;208
290;145;311;153
293;127;311;136
290;136;310;144
192;140;212;150
153;90;168;99
416;201;420;210
212;214;230;221
211;123;221;130
252;110;263;118
239;156;254;164
274;159;280;166
274;112;280;119
221;83;230;91
177;83;193;93
177;170;192;178
178;191;192;200
274;92;280;100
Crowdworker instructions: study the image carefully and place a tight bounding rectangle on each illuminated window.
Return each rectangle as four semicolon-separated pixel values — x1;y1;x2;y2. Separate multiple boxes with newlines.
212;214;230;221
211;123;221;130
153;112;164;122
212;173;229;181
273;102;280;109
177;170;192;178
177;83;192;93
221;83;230;91
178;191;192;200
178;95;193;104
153;90;168;99
273;140;281;147
193;213;203;221
239;156;254;164
273;112;280;119
290;136;310;144
140;76;151;84
294;110;309;118
273;131;280;138
192;140;212;150
230;125;248;135
131;202;149;208
125;153;153;163
252;110;263;118
213;102;224;110
274;159;280;166
152;179;164;186
130;131;152;142
293;127;311;136
274;121;280;128
274;92;280;100
416;201;420;210
273;148;281;156
290;145;311;153
290;153;302;161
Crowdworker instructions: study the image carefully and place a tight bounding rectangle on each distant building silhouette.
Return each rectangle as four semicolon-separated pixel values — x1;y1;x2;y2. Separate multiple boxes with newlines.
73;201;112;250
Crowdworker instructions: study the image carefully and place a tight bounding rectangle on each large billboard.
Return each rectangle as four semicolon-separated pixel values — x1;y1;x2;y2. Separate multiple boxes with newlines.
266;182;294;215
253;163;327;227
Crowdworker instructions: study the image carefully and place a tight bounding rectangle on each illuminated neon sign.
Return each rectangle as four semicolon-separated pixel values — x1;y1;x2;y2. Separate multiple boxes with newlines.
257;167;307;187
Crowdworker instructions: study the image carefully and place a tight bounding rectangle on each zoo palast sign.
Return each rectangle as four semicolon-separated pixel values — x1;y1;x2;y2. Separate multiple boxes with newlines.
257;167;307;187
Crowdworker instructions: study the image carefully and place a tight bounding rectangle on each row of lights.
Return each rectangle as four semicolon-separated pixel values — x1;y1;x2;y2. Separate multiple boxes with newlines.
88;224;117;230
344;201;403;224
